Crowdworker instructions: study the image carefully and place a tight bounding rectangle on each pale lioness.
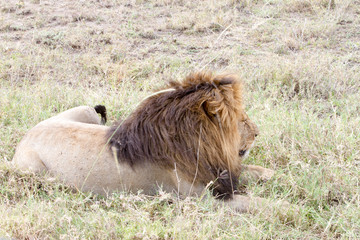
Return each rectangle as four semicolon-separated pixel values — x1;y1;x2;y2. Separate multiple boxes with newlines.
13;72;290;214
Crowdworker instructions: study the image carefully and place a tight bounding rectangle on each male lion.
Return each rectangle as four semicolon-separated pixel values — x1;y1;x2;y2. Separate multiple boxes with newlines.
13;72;285;213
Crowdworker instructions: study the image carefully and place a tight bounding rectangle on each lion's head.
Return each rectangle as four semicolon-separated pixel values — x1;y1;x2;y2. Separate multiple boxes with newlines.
107;72;258;199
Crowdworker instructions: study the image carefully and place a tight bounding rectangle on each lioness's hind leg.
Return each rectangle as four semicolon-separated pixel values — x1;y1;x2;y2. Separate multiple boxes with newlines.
241;164;274;182
52;105;106;125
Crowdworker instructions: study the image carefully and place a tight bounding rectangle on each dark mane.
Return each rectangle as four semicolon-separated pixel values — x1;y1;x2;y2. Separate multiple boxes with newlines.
106;72;245;199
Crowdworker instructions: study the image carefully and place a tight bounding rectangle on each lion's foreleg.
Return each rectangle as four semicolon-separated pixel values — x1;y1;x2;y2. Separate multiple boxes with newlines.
223;195;267;213
224;195;298;219
241;164;274;182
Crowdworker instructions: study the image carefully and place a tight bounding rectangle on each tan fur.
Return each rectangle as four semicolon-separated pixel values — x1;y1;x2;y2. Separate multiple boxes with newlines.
13;73;292;214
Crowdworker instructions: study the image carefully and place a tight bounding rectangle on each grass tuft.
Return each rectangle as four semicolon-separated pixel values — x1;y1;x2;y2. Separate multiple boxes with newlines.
1;0;359;238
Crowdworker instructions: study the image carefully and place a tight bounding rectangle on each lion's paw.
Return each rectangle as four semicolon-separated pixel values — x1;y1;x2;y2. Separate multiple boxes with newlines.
259;168;275;181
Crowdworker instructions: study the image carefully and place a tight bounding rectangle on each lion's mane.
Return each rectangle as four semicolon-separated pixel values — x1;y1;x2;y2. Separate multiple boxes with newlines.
107;72;246;199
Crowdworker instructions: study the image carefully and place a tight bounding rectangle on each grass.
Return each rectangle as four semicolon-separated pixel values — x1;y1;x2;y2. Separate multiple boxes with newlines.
1;0;359;239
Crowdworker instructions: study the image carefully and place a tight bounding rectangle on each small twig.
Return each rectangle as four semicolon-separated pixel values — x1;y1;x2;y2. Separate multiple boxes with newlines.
189;123;202;195
112;147;121;177
328;0;335;11
141;88;175;102
199;24;232;71
173;162;181;200
200;55;220;71
323;211;336;234
215;24;232;43
81;115;127;191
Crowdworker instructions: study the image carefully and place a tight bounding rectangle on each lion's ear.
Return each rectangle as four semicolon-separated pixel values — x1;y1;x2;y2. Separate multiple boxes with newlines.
201;75;242;122
202;89;224;116
213;74;239;87
201;99;216;121
201;88;232;124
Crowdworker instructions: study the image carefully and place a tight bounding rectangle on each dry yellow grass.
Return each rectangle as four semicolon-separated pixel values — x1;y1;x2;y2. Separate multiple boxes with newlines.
1;0;359;238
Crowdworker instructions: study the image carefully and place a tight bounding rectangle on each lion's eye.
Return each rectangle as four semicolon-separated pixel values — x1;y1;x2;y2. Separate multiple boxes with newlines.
239;150;246;157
